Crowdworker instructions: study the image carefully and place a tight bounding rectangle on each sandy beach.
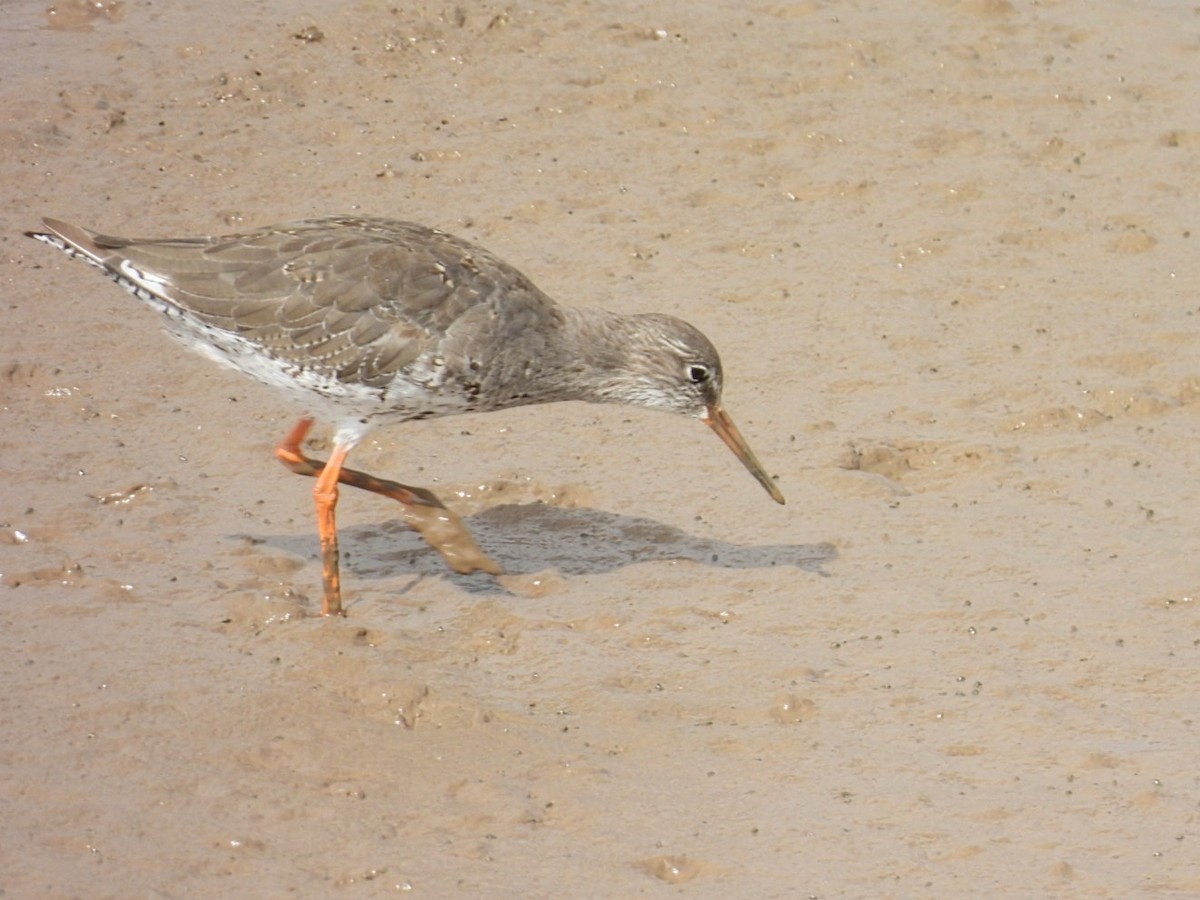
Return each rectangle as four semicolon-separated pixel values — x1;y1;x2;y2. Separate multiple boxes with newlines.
3;0;1199;895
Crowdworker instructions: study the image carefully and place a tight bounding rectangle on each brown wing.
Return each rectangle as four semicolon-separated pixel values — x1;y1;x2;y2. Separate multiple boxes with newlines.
41;216;548;390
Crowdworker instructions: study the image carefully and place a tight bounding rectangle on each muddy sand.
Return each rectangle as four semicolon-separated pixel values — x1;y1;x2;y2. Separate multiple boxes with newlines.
2;0;1198;895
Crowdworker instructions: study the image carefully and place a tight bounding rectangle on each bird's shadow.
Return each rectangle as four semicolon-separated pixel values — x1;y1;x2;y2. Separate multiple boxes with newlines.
255;502;836;594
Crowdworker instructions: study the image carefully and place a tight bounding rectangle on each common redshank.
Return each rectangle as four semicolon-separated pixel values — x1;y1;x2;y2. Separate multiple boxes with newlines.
28;216;784;616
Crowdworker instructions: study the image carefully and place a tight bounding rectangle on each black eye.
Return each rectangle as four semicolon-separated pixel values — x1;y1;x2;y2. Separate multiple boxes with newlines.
687;364;710;384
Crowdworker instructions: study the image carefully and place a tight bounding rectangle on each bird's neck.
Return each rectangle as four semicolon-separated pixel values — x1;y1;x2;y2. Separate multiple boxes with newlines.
546;307;645;404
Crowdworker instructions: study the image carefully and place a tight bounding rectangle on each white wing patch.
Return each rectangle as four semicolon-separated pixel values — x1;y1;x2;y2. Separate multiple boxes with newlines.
118;259;173;292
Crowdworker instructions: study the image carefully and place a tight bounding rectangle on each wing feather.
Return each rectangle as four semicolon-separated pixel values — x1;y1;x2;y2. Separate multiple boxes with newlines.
37;217;557;391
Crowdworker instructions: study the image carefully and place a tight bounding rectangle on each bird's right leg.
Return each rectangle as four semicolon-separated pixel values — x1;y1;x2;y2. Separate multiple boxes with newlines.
311;438;349;617
274;418;503;588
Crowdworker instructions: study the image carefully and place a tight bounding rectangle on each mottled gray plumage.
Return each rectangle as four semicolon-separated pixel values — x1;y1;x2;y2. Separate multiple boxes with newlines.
31;216;740;432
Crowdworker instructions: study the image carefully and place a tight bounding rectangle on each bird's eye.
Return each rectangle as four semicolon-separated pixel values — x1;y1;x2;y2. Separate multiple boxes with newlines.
687;364;710;384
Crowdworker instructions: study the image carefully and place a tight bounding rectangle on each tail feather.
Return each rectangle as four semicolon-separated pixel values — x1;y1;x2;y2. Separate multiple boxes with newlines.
27;218;110;271
27;218;171;309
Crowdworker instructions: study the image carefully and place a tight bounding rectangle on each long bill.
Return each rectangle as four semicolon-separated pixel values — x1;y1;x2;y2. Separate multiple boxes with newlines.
702;403;786;505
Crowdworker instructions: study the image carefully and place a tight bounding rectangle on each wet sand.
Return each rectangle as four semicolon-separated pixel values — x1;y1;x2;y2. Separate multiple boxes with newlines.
2;0;1199;895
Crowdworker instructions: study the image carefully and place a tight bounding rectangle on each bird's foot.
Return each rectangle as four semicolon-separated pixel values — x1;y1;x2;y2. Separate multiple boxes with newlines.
395;501;503;575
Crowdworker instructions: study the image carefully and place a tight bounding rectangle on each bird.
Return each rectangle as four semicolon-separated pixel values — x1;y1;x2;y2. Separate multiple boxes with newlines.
28;215;785;616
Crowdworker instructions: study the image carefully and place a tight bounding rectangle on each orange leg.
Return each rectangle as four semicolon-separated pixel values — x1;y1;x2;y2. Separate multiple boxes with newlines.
275;417;445;509
312;441;349;617
274;417;502;615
